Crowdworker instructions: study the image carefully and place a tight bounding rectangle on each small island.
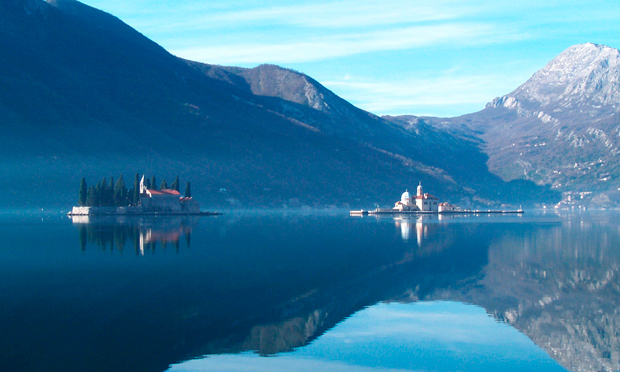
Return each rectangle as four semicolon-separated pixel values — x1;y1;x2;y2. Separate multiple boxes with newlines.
351;182;523;215
67;174;222;216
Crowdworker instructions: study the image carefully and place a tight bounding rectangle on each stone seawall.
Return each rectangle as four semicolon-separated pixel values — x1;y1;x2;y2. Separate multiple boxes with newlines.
69;206;145;215
68;206;219;216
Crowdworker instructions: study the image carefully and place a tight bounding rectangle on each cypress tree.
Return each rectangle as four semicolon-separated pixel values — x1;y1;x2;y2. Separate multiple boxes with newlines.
106;178;113;206
151;176;157;190
171;176;180;192
145;178;151;189
107;177;114;206
94;181;102;206
114;175;127;206
86;186;95;206
127;187;134;205
133;173;140;206
185;182;191;198
93;185;102;206
160;179;168;190
78;178;87;206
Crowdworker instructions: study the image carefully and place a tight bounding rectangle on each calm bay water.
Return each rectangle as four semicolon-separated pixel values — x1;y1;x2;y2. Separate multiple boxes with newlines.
1;209;619;372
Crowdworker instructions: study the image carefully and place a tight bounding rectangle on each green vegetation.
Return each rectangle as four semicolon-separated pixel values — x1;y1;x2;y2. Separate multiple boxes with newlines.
78;174;186;207
132;173;140;206
171;176;179;192
114;175;127;205
81;176;128;207
78;178;87;206
185;182;191;198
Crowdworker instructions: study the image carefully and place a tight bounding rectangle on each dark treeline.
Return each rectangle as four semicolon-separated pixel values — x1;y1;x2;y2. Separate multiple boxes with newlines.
78;174;190;207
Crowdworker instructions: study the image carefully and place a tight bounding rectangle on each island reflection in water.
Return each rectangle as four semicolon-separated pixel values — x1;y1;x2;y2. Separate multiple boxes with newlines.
72;215;194;255
1;211;619;372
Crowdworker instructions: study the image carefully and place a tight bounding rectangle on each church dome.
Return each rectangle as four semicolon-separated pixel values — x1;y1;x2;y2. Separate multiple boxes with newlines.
401;190;412;204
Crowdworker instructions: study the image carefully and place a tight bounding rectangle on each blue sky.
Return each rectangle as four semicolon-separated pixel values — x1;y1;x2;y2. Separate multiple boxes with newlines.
79;0;620;117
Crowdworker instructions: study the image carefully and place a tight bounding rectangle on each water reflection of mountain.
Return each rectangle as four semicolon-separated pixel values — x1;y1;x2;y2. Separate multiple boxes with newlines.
428;213;620;372
186;213;620;372
72;216;194;255
185;217;481;359
4;213;620;372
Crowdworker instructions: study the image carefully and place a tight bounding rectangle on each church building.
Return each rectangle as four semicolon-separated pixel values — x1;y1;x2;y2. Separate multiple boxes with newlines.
393;182;439;212
139;176;200;213
413;182;439;212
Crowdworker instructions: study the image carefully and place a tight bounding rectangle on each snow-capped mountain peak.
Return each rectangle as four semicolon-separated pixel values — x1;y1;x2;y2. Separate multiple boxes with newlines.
512;43;620;108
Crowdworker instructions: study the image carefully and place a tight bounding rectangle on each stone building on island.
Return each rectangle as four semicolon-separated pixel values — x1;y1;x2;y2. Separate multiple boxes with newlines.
393;182;440;212
139;176;199;213
68;175;201;216
352;181;521;215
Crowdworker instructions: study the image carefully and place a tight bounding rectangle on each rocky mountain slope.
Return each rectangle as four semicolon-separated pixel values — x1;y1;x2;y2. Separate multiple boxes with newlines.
388;43;620;206
0;0;556;208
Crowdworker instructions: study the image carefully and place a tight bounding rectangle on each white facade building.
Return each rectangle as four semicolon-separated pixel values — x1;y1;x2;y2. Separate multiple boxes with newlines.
393;182;439;212
438;202;459;212
413;182;439;212
393;190;420;211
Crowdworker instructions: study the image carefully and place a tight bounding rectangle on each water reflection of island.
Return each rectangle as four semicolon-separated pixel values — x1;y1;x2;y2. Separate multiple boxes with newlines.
394;214;476;245
72;216;194;255
394;217;425;245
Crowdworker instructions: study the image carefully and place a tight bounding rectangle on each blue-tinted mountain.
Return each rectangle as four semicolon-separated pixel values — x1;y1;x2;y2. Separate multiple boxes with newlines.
0;0;556;208
387;43;620;206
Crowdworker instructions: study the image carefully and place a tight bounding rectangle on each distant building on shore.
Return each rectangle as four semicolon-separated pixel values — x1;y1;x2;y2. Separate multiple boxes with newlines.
68;174;203;216
351;182;521;216
438;202;459;212
393;182;439;212
139;176;199;213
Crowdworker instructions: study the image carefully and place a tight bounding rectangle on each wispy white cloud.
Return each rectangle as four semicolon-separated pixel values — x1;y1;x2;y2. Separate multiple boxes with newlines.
101;0;476;33
79;0;620;116
321;69;531;116
171;22;528;64
145;0;467;31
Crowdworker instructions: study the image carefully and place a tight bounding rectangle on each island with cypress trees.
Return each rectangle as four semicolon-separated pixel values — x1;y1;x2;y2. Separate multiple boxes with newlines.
68;174;221;216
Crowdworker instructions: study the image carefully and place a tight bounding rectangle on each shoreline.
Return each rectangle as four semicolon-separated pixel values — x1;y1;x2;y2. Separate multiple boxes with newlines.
66;206;223;216
350;209;524;216
67;211;223;216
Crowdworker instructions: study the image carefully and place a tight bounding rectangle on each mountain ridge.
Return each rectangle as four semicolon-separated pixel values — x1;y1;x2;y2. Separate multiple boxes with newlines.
388;42;620;206
0;0;556;208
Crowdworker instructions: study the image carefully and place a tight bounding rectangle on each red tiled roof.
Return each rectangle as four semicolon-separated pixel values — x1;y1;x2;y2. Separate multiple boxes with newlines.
147;189;180;196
